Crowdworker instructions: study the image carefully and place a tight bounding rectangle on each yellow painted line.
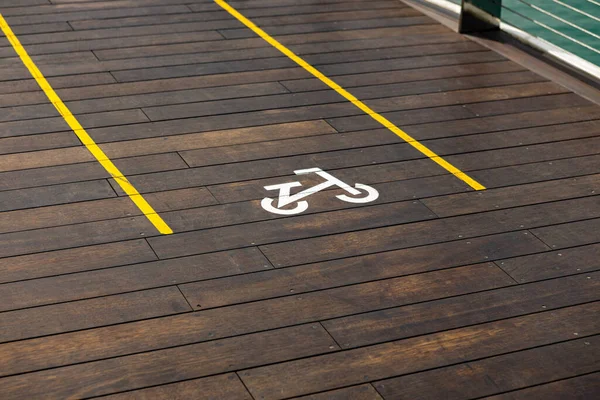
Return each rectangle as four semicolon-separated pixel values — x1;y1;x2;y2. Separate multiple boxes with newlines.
0;14;173;234
215;0;485;191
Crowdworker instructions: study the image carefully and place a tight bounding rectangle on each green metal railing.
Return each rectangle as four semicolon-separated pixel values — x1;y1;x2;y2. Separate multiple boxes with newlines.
458;0;600;71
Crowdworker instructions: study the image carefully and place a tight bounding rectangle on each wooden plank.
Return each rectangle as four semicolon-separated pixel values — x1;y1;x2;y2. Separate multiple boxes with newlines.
323;272;599;348
0;239;157;284
0;248;270;311
0;324;339;399
179;128;405;168
0;120;333;161
206;172;461;205
0;82;289;123
0;30;224;58
0;69;307;107
110;148;440;195
484;373;600;400
0;263;510;377
88;104;471;143
179;231;546;309
0;72;115;95
238;303;600;399
3;5;192;26
373;338;599;400
219;16;436;40
0;153;187;191
466;93;593;116
17;20;241;45
0;216;154;260
2;0;195;16
6;22;72;35
327;96;594;132
446;136;600;171
71;4;407;31
0;180;116;212
0;132;78;155
471;154;600;188
292;385;383;400
0;187;217;234
111;46;493;83
0;287;191;343
101;373;252;400
498;243;600;283
424;119;600;155
0;109;149;138
259;197;600;267
281;60;525;92
422;174;600;217
142;81;561;123
531;218;600;249
148;201;436;259
96;30;463;61
104;120;335;159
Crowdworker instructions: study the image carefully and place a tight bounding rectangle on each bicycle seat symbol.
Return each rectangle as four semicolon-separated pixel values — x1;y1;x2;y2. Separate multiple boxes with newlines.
261;167;379;215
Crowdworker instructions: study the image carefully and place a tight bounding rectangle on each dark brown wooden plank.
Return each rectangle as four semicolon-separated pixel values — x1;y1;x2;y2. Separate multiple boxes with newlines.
148;200;436;259
292;385;383;400
0;239;157;284
0;29;223;58
140;63;544;122
110;148;438;195
0;324;339;399
0;287;191;343
179;231;546;309
0;68;306;107
472;154;600;188
259;197;600;267
0;248;270;311
0;187;217;234
88;104;471;143
96;30;463;61
0;82;289;123
3;5;193;26
0;180;116;212
424;119;600;155
498;243;600;283
0;120;334;165
0;263;510;377
329;100;598;133
219;16;435;39
483;373;600;400
281;60;525;92
422;174;600;217
0;72;115;95
74;3;404;31
323;272;599;348
0;109;149;138
531;218;600;249
101;373;252;400
0;132;79;155
373;337;599;400
0;153;187;191
238;303;600;399
113;49;497;83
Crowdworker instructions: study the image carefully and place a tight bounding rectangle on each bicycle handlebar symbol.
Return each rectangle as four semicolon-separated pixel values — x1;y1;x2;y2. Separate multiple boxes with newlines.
261;168;379;215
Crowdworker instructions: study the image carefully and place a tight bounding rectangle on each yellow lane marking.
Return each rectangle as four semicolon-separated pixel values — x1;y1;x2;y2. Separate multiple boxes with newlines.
215;0;485;191
0;14;173;234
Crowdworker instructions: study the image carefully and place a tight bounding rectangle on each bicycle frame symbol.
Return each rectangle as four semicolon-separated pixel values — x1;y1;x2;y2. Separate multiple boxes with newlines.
261;168;379;215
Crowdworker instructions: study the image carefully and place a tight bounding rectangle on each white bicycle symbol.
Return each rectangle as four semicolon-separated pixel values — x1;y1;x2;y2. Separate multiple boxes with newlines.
261;167;379;215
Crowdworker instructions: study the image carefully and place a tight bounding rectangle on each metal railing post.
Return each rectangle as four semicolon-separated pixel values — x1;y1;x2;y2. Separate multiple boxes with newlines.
459;0;502;33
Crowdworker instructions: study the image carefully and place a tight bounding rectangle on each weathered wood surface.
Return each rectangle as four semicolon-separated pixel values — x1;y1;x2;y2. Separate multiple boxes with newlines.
0;0;598;398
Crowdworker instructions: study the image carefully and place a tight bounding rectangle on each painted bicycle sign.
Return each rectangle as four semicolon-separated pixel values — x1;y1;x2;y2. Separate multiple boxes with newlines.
261;167;379;215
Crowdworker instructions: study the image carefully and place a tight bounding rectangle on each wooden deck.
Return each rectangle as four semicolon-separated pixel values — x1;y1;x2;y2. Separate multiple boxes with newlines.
0;0;599;398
